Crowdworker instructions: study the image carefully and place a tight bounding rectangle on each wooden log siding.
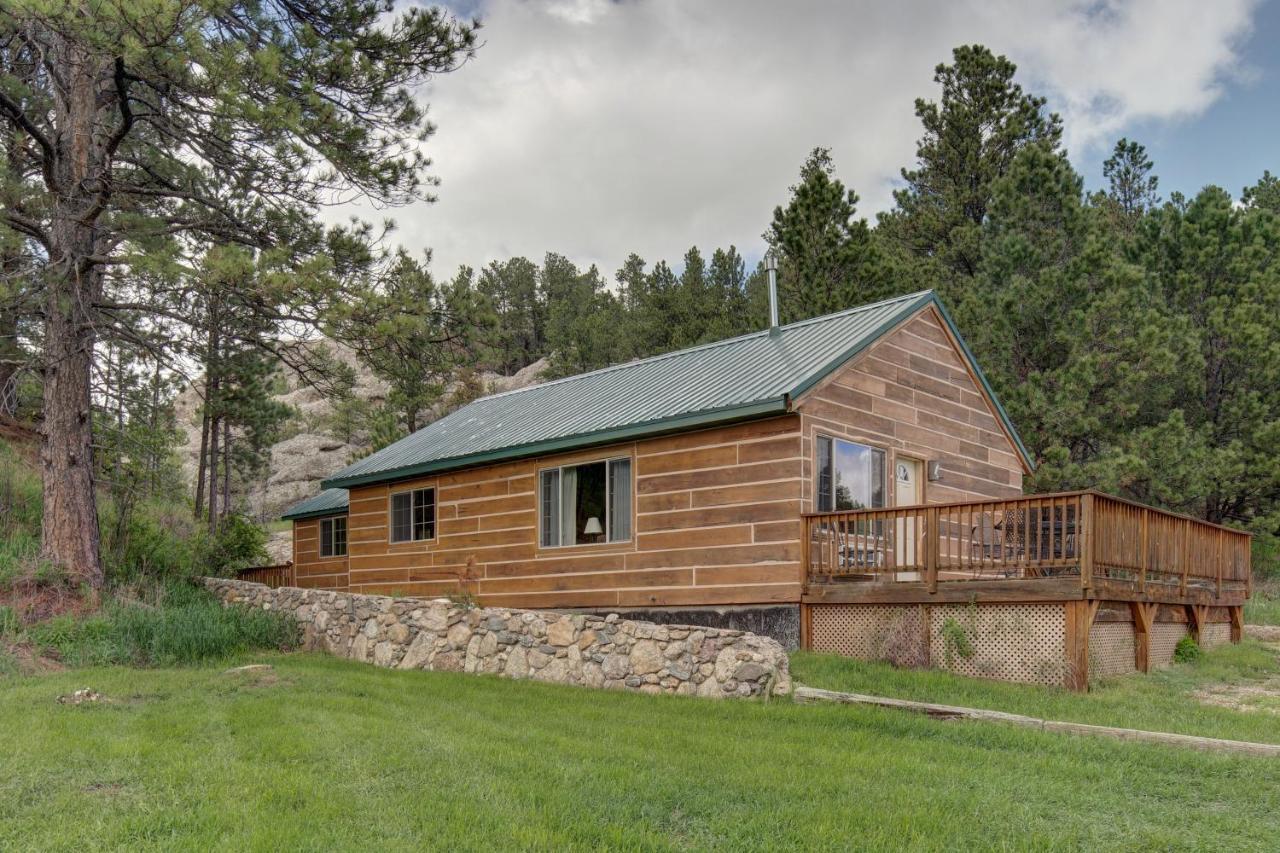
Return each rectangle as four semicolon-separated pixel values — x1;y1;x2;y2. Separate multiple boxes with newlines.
291;517;350;590
291;305;1033;607
795;307;1026;515
295;416;808;609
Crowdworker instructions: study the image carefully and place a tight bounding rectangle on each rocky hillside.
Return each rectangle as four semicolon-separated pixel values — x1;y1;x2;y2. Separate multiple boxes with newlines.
174;340;548;521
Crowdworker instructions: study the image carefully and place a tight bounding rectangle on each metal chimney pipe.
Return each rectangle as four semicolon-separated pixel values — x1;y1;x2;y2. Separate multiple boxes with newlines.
764;251;779;331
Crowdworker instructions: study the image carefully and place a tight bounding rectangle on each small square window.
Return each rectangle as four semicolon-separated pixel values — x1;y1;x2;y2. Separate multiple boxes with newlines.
319;516;347;558
391;488;435;542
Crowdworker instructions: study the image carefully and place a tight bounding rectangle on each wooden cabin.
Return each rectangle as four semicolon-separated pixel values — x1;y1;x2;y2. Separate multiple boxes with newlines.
278;290;1250;689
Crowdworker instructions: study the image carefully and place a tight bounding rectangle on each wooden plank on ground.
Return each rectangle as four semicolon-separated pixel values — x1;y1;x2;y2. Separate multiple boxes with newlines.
792;686;1280;758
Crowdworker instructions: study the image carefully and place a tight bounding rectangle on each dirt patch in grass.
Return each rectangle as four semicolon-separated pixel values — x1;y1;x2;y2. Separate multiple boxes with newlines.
1246;624;1280;643
1193;633;1280;714
1195;680;1280;714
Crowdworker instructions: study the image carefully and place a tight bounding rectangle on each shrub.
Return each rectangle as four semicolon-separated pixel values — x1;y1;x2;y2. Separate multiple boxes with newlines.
1174;634;1202;663
28;581;299;667
193;514;269;577
103;504;198;584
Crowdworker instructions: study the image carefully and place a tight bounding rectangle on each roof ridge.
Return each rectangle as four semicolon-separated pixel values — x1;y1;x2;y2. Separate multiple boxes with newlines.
477;289;934;403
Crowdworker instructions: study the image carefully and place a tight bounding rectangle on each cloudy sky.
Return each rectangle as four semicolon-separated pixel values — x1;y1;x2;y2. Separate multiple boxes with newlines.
365;0;1276;278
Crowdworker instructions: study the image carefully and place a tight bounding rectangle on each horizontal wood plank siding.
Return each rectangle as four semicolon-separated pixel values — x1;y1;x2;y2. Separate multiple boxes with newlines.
291;517;349;590
293;415;805;607
796;305;1024;511
290;304;1027;606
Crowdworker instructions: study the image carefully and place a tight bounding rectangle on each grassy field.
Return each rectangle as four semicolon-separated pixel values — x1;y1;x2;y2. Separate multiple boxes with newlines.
1246;579;1280;625
793;640;1280;745
3;653;1280;850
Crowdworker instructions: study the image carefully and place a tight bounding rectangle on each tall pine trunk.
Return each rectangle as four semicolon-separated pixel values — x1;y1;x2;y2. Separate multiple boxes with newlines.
207;412;220;534
40;247;104;588
39;38;108;589
222;418;232;520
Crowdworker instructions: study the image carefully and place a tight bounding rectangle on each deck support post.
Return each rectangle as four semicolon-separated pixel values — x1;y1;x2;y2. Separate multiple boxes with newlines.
800;604;812;651
1186;604;1209;645
1229;606;1244;644
1063;600;1099;691
1130;601;1157;673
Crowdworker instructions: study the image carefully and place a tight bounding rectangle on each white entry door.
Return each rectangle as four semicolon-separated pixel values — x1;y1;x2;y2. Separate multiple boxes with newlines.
894;458;923;572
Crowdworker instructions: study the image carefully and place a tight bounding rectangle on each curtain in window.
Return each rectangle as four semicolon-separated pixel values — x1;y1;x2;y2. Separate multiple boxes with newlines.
559;466;577;546
540;469;560;547
608;458;631;541
817;437;833;512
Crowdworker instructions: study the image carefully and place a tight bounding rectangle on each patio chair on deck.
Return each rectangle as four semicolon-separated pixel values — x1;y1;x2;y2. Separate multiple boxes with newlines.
970;514;1017;577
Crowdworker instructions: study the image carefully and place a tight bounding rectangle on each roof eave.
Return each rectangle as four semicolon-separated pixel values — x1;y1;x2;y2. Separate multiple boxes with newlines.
322;396;791;490
281;506;350;522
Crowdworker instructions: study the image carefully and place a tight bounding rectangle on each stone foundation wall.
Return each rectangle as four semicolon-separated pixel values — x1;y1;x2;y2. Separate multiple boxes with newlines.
204;578;791;698
591;605;801;650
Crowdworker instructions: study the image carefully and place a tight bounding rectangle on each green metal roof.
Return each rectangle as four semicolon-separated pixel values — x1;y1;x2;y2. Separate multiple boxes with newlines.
320;290;1031;490
281;488;349;521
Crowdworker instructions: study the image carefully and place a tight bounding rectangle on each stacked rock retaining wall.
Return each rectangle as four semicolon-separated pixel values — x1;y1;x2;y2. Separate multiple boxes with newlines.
204;578;791;698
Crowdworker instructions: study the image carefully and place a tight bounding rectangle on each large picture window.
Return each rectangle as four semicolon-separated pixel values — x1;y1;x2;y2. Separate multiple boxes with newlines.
540;457;631;547
319;516;347;558
390;487;435;543
816;436;885;512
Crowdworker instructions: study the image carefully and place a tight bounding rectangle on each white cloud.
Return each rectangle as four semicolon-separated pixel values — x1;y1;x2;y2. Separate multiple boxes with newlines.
349;0;1259;277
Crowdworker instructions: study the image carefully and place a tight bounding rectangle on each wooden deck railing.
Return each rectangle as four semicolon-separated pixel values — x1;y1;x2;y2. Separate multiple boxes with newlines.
235;562;295;588
803;491;1250;599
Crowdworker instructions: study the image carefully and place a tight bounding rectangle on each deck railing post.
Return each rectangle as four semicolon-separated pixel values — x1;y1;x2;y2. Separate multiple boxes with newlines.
801;516;811;588
1180;519;1191;597
1080;493;1094;591
1139;508;1149;593
925;506;939;593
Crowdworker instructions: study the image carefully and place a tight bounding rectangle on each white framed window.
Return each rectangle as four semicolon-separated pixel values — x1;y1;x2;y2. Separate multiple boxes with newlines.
539;457;631;547
390;487;435;543
319;516;347;558
816;436;885;512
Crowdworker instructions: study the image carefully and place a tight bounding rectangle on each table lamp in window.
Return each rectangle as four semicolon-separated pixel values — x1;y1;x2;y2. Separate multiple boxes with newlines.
583;516;604;543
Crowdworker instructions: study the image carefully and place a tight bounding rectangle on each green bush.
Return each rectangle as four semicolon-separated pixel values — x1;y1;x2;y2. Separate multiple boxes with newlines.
1173;635;1202;663
103;504;198;583
193;513;269;577
28;581;298;667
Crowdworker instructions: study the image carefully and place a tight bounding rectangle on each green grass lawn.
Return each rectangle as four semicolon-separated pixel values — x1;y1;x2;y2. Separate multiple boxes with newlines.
793;640;1280;746
3;653;1280;850
1246;581;1280;625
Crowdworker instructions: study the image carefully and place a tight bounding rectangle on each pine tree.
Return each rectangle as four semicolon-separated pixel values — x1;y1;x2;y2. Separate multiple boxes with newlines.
0;1;476;587
476;256;544;373
882;45;1063;291
1243;171;1280;214
765;148;885;322
1102;138;1160;217
337;254;493;436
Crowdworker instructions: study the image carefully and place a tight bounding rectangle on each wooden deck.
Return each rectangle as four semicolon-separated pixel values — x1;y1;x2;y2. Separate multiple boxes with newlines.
802;490;1251;608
